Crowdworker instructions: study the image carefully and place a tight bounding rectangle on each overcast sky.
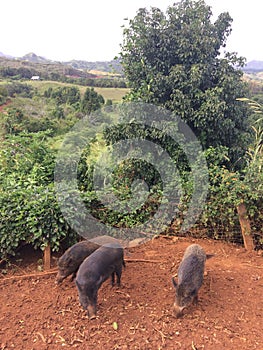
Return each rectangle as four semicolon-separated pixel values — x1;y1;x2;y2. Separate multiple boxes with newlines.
1;0;262;62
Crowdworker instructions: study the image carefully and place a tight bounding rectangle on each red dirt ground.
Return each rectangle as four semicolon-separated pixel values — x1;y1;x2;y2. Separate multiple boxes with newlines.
0;236;263;350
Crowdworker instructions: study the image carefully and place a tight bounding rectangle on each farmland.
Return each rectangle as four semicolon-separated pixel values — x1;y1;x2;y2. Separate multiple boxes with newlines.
1;236;262;350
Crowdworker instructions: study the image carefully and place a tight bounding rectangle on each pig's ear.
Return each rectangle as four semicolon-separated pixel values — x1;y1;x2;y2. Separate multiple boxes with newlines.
172;277;177;288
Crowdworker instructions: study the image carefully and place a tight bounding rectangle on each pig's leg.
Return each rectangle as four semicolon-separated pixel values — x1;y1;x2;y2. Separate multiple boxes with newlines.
111;272;115;286
115;264;123;286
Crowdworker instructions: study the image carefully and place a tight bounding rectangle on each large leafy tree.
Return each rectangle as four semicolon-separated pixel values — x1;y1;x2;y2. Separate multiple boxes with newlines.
120;0;251;167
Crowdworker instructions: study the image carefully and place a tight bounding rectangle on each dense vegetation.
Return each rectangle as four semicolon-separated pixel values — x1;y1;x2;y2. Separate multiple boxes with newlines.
0;82;127;257
118;0;262;245
0;0;262;260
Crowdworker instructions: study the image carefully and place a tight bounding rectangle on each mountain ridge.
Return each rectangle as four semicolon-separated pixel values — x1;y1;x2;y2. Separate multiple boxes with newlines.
0;52;123;74
0;51;263;74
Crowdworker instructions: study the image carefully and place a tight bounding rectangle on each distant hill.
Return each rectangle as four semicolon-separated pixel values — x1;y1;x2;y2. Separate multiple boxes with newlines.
0;55;97;80
14;52;123;74
20;52;54;64
0;51;13;59
243;60;263;72
64;59;123;74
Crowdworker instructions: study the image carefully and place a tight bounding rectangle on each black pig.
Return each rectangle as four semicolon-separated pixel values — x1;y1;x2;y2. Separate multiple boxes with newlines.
56;241;100;284
75;243;125;319
172;244;207;317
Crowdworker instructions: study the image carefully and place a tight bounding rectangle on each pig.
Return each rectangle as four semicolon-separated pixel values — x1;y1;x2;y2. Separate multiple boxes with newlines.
75;243;125;319
172;244;207;317
56;240;100;284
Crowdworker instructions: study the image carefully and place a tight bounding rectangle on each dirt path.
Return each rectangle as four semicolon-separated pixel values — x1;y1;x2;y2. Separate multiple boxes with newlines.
0;236;262;350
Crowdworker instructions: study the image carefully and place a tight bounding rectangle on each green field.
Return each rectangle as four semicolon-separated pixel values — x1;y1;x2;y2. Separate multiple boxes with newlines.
28;80;129;102
93;87;129;102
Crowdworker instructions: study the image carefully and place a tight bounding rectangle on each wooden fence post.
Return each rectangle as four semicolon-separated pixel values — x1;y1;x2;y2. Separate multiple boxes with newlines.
43;243;51;270
237;203;255;251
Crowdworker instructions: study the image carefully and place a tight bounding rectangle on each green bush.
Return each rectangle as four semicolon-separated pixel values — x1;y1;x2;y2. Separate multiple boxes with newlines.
0;132;78;258
0;182;76;259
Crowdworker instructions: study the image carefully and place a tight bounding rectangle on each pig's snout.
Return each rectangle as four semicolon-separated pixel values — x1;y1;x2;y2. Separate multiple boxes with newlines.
55;273;65;284
87;304;97;320
173;303;185;318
